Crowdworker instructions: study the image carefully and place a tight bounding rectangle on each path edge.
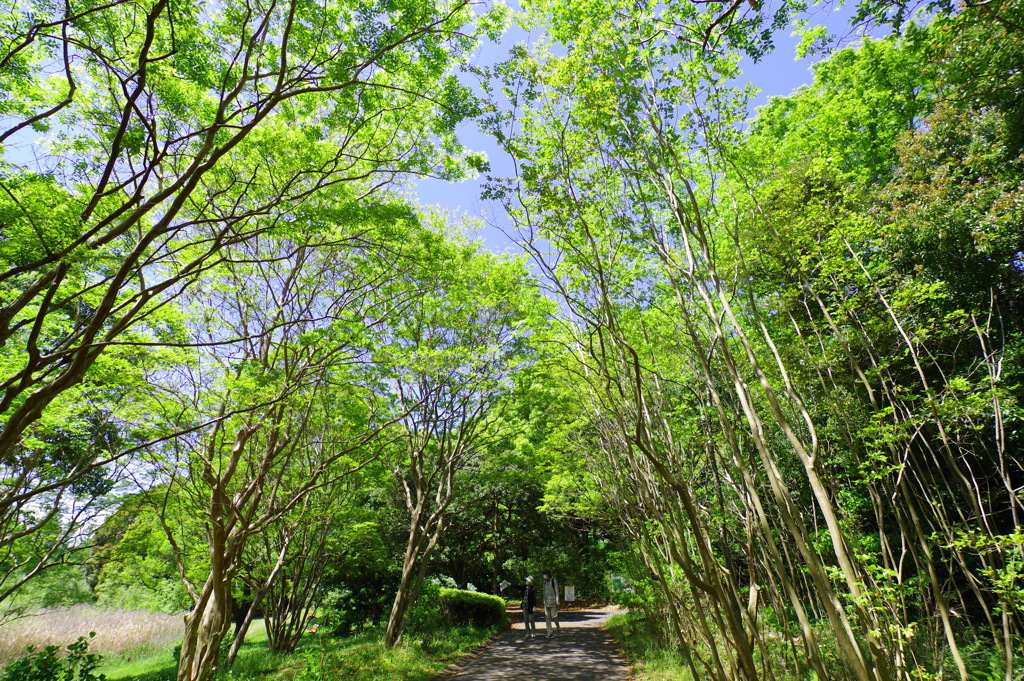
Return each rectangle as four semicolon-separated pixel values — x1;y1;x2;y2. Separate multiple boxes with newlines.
601;611;638;681
427;623;513;680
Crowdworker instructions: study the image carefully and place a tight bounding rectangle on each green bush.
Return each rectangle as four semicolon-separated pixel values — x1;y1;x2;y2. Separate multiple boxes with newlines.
438;589;507;628
407;580;443;636
1;633;105;681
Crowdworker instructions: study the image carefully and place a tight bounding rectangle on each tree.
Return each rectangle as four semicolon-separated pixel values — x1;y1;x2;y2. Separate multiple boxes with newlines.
482;2;1024;679
145;211;433;681
0;0;483;602
479;1;1024;679
230;470;354;661
747;31;935;186
89;489;199;613
381;230;547;646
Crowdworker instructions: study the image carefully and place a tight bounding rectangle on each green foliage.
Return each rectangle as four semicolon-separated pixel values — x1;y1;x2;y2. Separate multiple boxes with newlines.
5;1;1023;679
748;30;935;185
91;494;196;614
1;633;105;681
315;520;399;636
947;529;1024;617
438;588;507;628
0;0;487;611
431;373;613;599
9;564;93;611
481;0;1024;677
881;97;1024;316
406;580;444;637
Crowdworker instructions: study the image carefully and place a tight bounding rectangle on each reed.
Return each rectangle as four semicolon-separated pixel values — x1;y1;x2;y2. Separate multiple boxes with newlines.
0;605;181;664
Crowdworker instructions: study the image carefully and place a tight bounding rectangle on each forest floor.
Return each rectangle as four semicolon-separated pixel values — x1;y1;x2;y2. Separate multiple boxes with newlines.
433;606;631;681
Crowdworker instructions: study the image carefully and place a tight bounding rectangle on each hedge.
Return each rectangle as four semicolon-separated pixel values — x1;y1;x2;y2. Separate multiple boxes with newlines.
439;588;507;628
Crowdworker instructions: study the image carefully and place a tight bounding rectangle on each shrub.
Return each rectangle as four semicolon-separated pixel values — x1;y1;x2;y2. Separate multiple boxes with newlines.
406;580;443;637
438;589;506;629
317;522;398;636
0;633;105;681
318;585;394;636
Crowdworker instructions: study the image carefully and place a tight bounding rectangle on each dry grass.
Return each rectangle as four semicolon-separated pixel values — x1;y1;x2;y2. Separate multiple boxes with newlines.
0;605;181;664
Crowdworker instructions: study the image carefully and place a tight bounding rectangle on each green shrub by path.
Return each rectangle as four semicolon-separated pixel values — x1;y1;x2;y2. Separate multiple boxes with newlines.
438;589;507;628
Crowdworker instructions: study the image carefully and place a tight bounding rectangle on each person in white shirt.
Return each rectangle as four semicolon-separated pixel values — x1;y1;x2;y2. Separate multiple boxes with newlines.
542;570;561;638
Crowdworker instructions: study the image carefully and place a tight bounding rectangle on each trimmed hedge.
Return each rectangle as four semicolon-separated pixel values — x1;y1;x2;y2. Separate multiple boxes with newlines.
439;588;507;628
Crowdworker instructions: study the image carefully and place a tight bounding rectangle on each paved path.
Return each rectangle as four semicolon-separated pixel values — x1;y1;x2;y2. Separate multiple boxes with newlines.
437;607;631;681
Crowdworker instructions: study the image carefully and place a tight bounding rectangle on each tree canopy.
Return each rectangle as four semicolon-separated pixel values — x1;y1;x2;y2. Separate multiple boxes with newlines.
2;0;1023;680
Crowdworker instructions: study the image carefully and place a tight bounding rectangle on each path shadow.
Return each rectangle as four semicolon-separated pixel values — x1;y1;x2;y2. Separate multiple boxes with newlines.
438;608;629;681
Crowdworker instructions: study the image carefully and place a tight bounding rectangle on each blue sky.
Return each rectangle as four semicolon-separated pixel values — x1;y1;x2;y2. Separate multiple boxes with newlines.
412;2;864;253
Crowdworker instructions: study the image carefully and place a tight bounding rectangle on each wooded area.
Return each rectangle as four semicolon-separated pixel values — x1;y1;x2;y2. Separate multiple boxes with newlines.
1;0;1022;679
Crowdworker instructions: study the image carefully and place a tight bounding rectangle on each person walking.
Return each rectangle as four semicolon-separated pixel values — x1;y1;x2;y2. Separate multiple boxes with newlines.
542;569;561;638
521;575;537;639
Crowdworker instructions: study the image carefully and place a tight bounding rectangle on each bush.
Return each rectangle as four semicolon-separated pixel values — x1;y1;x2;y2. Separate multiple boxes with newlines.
0;633;105;681
438;589;506;629
406;580;443;637
319;584;393;636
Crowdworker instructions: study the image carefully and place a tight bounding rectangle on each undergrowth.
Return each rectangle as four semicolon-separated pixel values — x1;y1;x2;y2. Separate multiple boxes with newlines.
605;612;694;681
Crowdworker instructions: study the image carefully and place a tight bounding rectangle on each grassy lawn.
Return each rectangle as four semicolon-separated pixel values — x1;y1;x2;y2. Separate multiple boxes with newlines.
291;627;501;681
99;620;500;681
101;619;278;681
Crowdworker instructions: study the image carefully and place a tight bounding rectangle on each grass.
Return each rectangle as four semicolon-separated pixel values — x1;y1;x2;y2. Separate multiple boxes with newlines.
605;612;694;681
99;620;274;681
292;626;501;681
1;606;501;681
105;623;501;681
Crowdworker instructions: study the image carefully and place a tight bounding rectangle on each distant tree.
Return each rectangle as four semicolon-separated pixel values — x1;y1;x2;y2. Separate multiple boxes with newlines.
91;491;198;613
382;235;548;647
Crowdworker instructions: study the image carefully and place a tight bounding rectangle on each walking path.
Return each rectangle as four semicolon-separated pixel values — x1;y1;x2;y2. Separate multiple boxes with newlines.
436;606;631;681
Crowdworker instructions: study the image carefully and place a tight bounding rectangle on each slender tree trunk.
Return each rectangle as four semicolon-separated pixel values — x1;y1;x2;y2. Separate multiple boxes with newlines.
226;594;264;668
385;539;421;646
491;499;499;595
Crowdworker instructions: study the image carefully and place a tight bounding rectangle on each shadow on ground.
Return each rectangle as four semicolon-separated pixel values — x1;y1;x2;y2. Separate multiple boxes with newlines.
437;607;630;681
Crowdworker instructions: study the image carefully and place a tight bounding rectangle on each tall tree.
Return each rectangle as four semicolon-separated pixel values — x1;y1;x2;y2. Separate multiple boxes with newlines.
0;0;483;598
483;1;1023;680
381;230;547;646
147;211;428;681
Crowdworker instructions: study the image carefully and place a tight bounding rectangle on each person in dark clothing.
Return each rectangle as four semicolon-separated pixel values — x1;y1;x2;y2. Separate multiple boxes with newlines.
521;575;538;639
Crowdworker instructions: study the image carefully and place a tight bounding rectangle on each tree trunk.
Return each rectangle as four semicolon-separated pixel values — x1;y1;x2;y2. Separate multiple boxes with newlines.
226;590;265;668
177;576;234;681
386;484;451;647
385;497;426;648
491;500;500;595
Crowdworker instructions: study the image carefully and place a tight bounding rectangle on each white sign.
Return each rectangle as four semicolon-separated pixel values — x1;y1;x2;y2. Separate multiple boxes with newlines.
499;579;511;592
564;585;575;602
